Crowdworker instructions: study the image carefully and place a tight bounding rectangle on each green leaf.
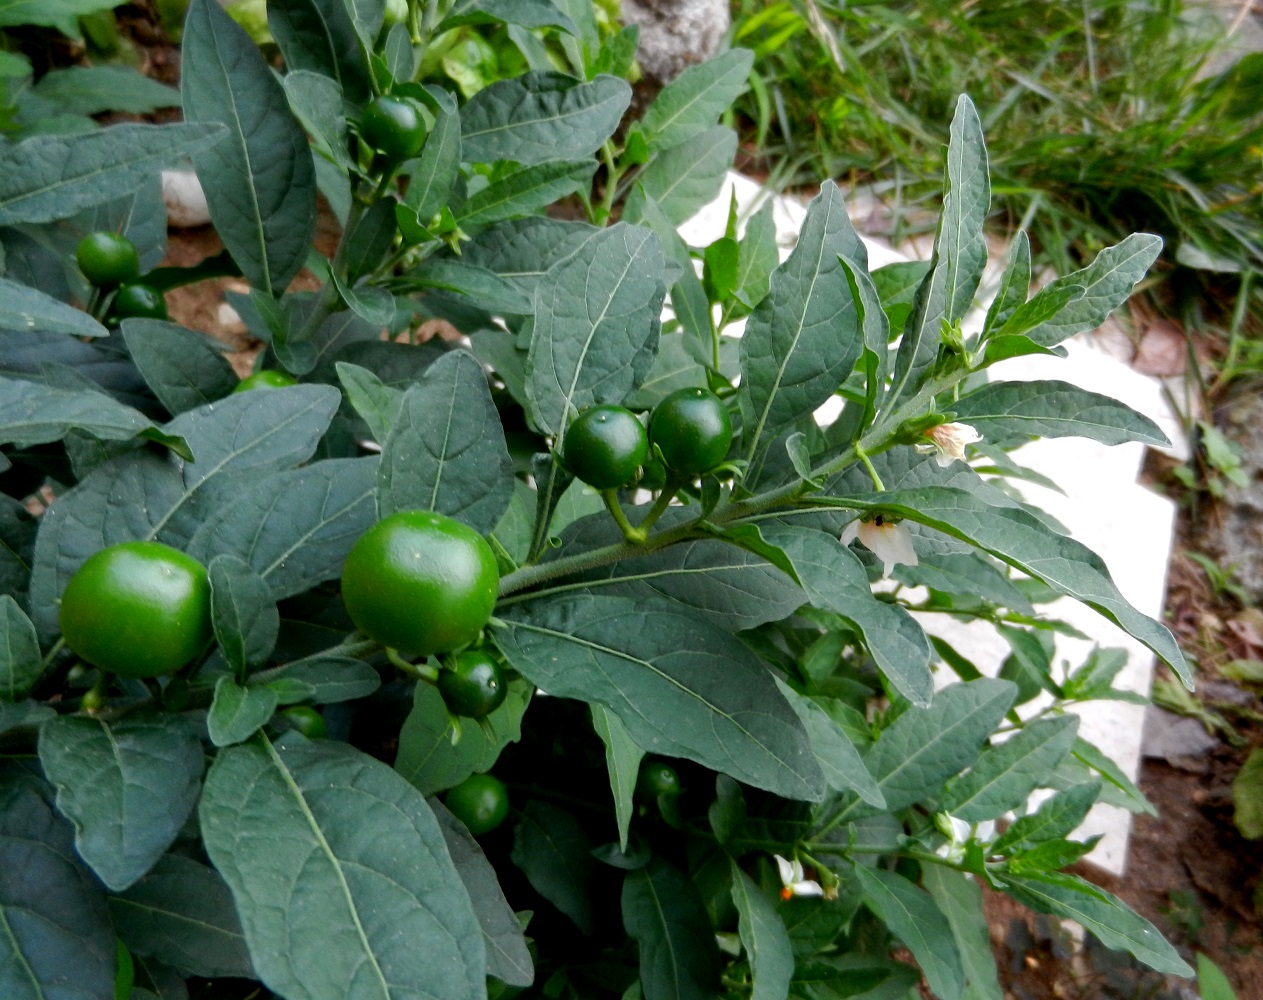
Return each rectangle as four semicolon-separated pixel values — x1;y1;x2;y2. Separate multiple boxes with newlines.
121;319;239;415
0;699;53;738
209;554;279;673
998;870;1192;976
511;800;595;933
0;122;224;225
377;349;514;533
343;197;399;283
825;486;1191;686
283;69;355;173
992;781;1101;855
336;361;403;443
0;375;186;454
33;66;179;115
592;704;643;852
403;95;462;225
1233;748;1263;839
735;198;778;310
526;222;665;437
460;217;601;298
887;94;989;404
629;125;737;226
758;523;933;707
200;737;487;1000
1023;234;1164;347
951;380;1169;447
250;654;381;705
453;158;597;230
409;258;534;315
731;862;794;1000
638;49;754;152
939;716;1078;823
461;71;630;165
997;625;1059;705
496;594;825;801
738;181;866;462
0;596;40;701
109;853;254;979
775;679;883;808
208;675;280;747
187;456;378;599
341;0;386;49
921;867;1002;1000
182;0;316;294
623;860;720;1000
863;678;1017;813
38;715;205;891
853;866;964;1000
0;275;108;336
0;0;118;33
431;798;534;987
268;0;370;103
979;231;1030;338
892;552;1033;613
396;678;531;795
438;0;576;34
986;283;1084;343
0;778;116;1000
1197;954;1239;1000
871;260;931;333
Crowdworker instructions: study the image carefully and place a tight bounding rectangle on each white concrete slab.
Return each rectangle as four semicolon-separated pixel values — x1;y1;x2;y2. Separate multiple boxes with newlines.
677;173;1183;876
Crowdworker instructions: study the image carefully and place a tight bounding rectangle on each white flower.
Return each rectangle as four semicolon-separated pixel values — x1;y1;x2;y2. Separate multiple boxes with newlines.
840;517;919;577
915;422;983;468
774;855;824;899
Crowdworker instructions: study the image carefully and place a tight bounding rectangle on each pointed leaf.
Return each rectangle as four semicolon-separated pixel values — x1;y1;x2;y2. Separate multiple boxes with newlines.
208;676;280;747
249;655;381;705
731;863;793;1000
121;319;239;415
940;716;1078;822
991;782;1101;855
639;49;754;152
182;0;316;294
209;555;279;673
980;231;1030;338
454;158;597;230
38;715;205;891
511;800;595;933
495;593;825;802
0;376;186;453
526;222;665;437
921;867;1002;1000
774;679;883;808
952;380;1169;447
0;276;107;337
629;125;737;226
268;0;370;103
200;737;487;1000
623;860;720;1000
592;704;643;851
403;97;461;224
0;596;40;701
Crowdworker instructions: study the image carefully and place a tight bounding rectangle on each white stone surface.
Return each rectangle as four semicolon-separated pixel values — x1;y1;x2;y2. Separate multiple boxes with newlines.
678;172;1184;875
161;169;212;228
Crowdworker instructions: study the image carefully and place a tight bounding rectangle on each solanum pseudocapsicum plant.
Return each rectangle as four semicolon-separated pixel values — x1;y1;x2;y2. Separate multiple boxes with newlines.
0;1;1194;998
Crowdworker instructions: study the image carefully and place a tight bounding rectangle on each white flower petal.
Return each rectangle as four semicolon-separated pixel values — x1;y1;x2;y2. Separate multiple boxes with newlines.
857;520;918;576
840;521;859;545
791;880;825;898
774;854;795;886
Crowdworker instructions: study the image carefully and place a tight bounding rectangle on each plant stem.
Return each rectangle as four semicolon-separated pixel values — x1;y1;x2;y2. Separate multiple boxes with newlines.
857;444;886;491
602;489;647;544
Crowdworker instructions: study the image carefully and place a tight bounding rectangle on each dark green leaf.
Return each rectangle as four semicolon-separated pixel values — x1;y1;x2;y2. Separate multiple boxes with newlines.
731;862;794;1000
187;456;378;599
863;678;1017;813
109;854;253;979
496;594;825;801
0;494;36;606
1024;235;1164;347
396;678;531;795
630;125;737;226
33;66;179;115
343;198;398;283
987;283;1084;342
526;222;664;437
921;866;1002;1000
120;319;239;415
0;699;54;739
853;866;964;1000
0;123;225;225
738;181;866;461
511;800;595;933
871;260;931;334
979;231;1030;338
0;778;116;1000
998;871;1192;976
460;217;601;298
409;258;533;315
1071;737;1155;816
249;655;381;704
757;523;932;706
775;679;883;808
939;716;1078;822
461;71;630;165
0;275;107;336
893;552;1032;613
951;380;1168;447
0;596;40;701
735;198;778;309
377;349;514;533
639;49;754;152
439;0;576;34
887;95;989;404
0;375;184;453
825;487;1190;686
208;675;280;747
38;715;205;891
336;361;403;443
283;69;354;172
268;0;369;103
402;96;461;225
592;704;642;852
200;737;487;1000
209;554;279;673
623;860;720;1000
454;158;597;230
182;0;316;294
991;782;1101;855
432;798;534;987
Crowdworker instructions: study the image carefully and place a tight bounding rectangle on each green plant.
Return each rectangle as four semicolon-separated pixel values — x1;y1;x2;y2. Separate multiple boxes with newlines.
637;760;680;800
445;772;511;835
562;404;650;489
111;282;170;321
76;232;140;288
57;541;212;679
649;386;733;478
340;510;499;657
0;3;1199;999
280;705;328;739
439;648;507;719
359;94;429;161
233;369;300;392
